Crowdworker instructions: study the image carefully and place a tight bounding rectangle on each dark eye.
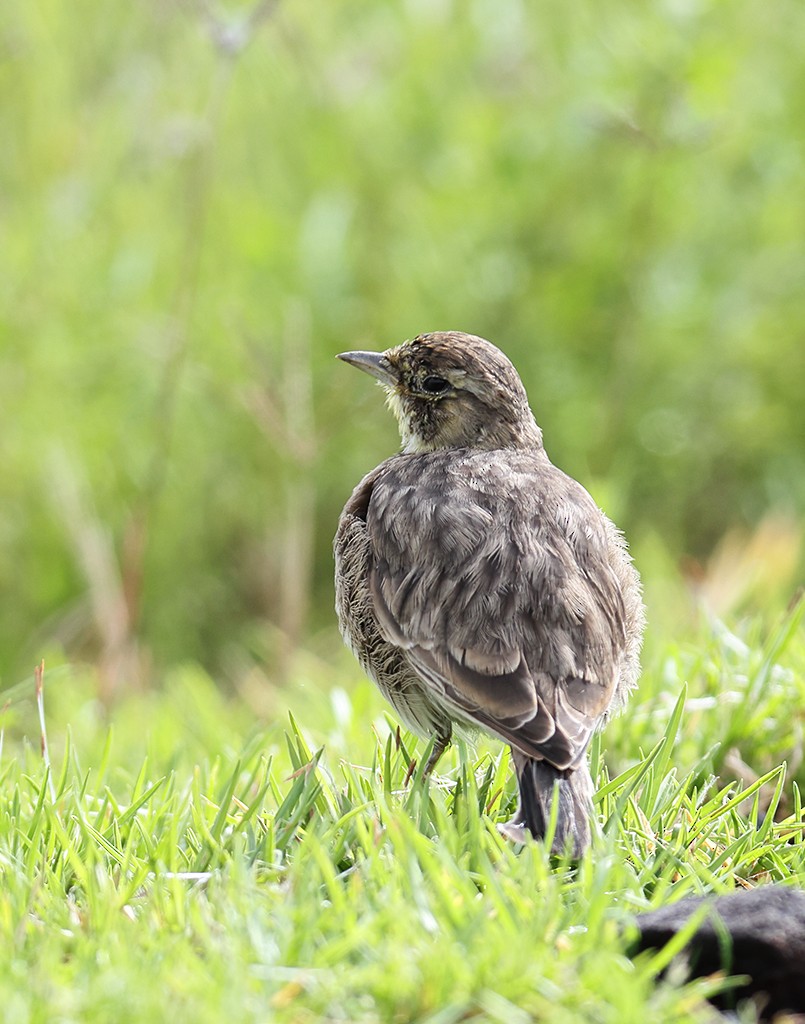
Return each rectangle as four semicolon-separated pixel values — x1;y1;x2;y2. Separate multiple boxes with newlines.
421;375;450;395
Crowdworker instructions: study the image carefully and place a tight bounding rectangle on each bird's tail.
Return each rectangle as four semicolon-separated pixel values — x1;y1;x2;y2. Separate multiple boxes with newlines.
500;754;595;858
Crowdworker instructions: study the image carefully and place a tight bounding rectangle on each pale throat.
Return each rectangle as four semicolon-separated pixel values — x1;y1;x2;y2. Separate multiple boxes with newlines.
384;388;443;453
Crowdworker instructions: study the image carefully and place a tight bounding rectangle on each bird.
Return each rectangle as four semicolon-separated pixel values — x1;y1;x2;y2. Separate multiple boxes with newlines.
334;331;644;857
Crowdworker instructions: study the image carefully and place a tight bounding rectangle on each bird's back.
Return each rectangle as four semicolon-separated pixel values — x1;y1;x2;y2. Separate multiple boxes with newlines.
335;446;643;767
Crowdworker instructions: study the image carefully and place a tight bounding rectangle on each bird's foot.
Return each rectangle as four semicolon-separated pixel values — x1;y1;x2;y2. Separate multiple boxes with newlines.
422;730;451;777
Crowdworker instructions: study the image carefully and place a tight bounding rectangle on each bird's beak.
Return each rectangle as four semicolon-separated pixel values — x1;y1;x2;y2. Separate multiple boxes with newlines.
336;350;397;386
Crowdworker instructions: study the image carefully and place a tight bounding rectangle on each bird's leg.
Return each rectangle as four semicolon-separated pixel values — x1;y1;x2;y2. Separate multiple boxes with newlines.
422;727;452;777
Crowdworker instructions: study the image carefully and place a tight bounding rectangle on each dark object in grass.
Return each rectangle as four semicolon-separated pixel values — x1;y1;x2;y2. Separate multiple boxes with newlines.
632;885;805;1020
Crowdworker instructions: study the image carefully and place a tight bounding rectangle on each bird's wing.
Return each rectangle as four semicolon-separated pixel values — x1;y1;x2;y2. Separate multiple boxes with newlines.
366;450;628;769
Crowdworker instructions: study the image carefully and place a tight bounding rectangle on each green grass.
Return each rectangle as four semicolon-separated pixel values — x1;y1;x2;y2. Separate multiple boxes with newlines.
1;603;803;1023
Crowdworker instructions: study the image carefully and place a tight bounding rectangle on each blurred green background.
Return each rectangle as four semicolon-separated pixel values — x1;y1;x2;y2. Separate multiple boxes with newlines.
1;0;803;693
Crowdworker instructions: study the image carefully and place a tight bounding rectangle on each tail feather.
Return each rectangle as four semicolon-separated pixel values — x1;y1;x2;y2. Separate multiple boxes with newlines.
500;753;594;858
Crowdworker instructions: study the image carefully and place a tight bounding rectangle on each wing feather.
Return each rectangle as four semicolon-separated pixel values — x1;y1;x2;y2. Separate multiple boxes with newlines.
366;449;629;768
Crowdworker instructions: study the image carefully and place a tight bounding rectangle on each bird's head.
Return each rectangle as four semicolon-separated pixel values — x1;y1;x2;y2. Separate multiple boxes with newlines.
337;332;543;453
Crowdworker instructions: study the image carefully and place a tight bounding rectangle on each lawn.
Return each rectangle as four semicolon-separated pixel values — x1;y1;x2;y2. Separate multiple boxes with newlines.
1;600;803;1023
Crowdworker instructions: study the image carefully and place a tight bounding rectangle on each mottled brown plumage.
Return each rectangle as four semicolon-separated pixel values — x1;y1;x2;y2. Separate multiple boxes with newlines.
334;332;644;856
